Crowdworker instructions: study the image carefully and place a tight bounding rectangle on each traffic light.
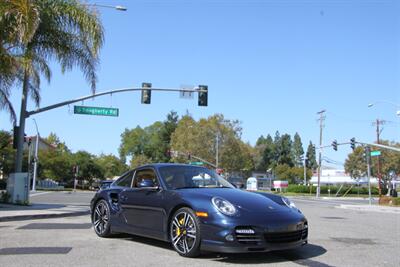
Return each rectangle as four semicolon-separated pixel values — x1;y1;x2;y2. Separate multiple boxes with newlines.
141;82;152;104
13;126;19;149
198;85;208;106
350;138;356;150
332;140;338;151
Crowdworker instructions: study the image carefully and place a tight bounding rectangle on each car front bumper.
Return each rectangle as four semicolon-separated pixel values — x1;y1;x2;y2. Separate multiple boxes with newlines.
199;211;308;253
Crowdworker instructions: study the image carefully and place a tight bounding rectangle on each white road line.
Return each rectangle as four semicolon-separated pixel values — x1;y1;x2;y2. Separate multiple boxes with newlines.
29;191;52;197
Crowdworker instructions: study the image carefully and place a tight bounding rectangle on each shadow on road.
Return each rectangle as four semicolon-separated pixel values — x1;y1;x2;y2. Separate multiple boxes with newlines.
0;203;66;211
112;234;329;265
209;244;330;266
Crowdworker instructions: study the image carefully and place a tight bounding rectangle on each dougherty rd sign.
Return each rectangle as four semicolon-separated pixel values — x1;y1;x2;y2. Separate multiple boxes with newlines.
74;105;119;117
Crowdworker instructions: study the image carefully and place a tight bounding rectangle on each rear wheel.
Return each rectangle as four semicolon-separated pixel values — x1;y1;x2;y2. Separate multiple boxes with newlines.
170;207;201;257
93;200;112;237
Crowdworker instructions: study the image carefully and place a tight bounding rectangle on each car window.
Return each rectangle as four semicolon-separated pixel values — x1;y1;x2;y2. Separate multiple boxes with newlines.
159;166;234;190
114;171;134;187
133;169;159;188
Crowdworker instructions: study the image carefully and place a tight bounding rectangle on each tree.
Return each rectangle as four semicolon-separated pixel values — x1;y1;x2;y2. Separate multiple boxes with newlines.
119;121;167;164
292;132;304;167
0;130;14;176
344;146;367;179
45;132;70;153
344;140;400;183
160;111;179;162
306;141;318;171
274;134;293;167
170;114;253;172
0;0;38;123
255;134;274;171
375;140;400;181
1;0;104;171
95;154;127;179
130;154;152;169
71;151;103;189
38;148;72;183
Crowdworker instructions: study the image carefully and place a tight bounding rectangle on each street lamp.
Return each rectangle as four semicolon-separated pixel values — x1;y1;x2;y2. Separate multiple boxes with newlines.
89;3;127;11
368;101;400;116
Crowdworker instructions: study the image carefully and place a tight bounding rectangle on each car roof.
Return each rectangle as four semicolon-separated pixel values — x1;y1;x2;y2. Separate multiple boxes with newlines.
138;163;204;169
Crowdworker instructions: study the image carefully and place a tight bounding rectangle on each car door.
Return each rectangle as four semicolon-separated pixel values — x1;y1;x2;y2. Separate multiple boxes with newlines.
119;167;166;239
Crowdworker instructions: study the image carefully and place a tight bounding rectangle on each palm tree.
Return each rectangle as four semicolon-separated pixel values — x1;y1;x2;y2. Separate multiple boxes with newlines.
0;0;104;171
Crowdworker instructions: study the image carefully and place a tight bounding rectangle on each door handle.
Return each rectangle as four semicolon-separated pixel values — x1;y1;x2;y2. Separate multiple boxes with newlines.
120;195;128;201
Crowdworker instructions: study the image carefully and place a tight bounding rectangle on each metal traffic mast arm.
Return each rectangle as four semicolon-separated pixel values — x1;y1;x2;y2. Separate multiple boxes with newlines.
26;87;207;117
318;141;400;152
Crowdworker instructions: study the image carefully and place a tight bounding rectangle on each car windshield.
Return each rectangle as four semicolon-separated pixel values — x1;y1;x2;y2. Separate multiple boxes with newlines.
159;165;234;190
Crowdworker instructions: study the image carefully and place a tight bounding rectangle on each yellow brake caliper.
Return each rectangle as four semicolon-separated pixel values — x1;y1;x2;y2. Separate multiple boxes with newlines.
177;217;185;236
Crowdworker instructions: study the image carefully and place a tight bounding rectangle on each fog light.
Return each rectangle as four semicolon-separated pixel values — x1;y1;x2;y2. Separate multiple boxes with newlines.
225;234;234;242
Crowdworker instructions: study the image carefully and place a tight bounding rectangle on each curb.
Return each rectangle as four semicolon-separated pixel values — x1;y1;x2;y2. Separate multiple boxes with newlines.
337;204;400;214
0;210;90;222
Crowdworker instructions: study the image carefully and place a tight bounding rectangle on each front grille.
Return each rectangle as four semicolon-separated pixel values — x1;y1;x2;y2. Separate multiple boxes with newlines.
264;230;304;243
301;227;308;239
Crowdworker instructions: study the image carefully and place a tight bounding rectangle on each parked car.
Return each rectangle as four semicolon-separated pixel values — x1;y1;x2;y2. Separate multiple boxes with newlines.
91;164;308;257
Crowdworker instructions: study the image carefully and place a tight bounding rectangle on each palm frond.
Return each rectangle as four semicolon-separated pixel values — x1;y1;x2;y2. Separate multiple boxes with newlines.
0;88;17;125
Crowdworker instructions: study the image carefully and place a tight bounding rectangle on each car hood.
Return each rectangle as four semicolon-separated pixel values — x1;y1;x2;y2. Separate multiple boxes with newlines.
177;188;290;213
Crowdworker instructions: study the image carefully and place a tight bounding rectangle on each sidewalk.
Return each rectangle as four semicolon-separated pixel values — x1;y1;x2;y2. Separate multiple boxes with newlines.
0;203;90;222
337;204;400;214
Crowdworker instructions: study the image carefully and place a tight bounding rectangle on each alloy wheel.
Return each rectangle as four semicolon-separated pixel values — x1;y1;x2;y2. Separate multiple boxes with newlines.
171;210;197;255
93;200;110;236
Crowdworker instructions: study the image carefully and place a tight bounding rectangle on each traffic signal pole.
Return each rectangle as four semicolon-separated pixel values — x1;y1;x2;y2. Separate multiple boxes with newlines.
14;85;208;173
26;87;208;117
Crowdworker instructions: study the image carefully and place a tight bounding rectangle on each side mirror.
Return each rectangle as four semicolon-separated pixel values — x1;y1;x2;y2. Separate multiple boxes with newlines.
138;179;158;189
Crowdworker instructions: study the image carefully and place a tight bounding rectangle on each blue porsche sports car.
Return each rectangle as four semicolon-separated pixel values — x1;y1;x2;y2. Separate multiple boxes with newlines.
91;163;308;257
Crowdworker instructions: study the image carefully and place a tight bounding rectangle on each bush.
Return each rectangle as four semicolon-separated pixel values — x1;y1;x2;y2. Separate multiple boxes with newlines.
286;184;381;195
0;191;11;203
0;179;7;190
379;196;400;206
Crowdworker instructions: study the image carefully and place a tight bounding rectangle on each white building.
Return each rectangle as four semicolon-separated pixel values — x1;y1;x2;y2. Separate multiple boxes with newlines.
310;169;378;185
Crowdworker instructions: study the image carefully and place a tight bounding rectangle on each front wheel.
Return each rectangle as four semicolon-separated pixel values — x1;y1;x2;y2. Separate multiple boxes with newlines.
92;199;112;237
170;207;201;257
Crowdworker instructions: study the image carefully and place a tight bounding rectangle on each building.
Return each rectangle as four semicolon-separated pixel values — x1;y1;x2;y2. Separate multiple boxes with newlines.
310;169;378;185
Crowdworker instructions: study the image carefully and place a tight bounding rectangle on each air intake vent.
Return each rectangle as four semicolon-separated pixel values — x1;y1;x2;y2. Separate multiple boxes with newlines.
264;230;303;243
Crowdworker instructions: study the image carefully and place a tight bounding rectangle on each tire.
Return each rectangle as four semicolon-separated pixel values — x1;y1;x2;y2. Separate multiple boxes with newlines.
170;207;201;258
92;199;112;237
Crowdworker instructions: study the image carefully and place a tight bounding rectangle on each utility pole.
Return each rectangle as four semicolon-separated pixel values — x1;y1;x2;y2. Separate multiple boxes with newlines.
365;146;372;205
216;133;219;168
303;156;307;186
316;110;326;198
373;119;385;197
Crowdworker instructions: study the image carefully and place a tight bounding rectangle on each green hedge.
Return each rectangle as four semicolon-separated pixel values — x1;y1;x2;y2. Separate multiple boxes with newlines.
0;179;7;190
286;184;383;195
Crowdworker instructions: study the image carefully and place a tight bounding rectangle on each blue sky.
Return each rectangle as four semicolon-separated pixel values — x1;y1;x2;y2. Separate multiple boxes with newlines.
1;0;399;167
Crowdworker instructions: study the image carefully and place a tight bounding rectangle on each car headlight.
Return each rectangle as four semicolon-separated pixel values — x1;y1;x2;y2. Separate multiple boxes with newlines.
212;197;237;216
281;197;297;209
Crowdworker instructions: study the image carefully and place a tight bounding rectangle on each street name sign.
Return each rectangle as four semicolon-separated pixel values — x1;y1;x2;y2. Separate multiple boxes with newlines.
370;150;381;157
74;106;119;117
190;161;204;166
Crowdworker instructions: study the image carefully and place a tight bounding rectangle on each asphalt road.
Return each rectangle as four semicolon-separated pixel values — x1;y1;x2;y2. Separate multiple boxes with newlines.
1;194;399;267
29;191;95;206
